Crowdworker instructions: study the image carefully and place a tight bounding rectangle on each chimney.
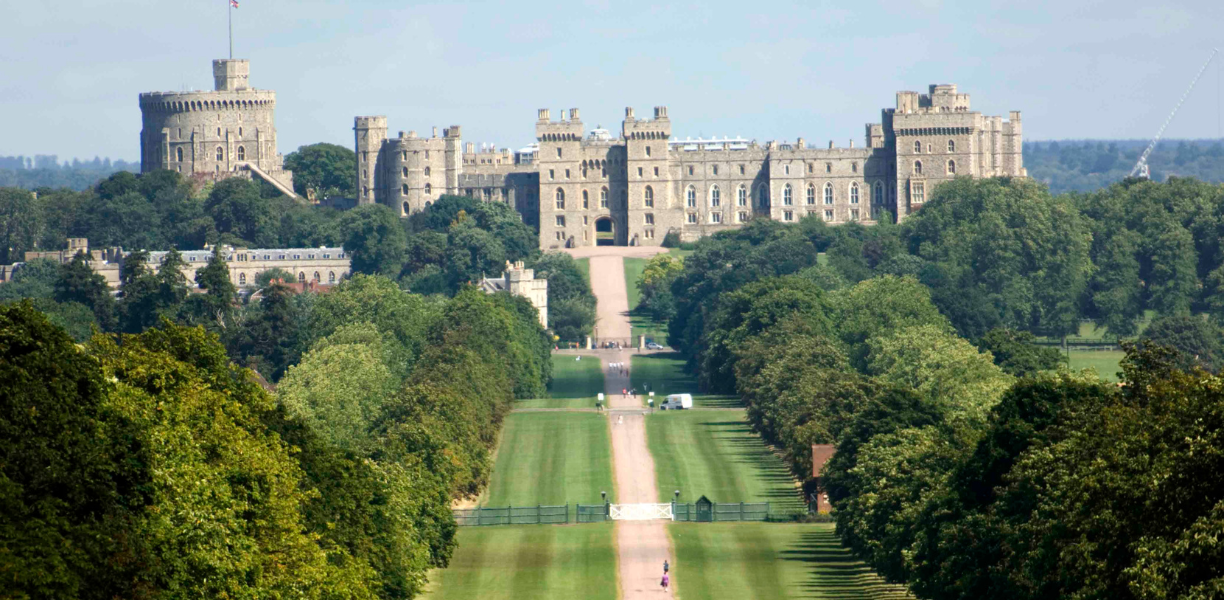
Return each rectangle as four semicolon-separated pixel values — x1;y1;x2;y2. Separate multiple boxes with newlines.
432;126;438;138
538;108;551;121
797;137;805;149
849;139;854;148
570;107;580;120
625;107;635;119
466;142;475;153
828;140;834;149
561;109;568;121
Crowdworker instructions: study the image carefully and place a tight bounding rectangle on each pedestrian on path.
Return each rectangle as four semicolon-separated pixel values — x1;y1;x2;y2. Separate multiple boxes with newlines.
661;572;669;592
663;560;669;574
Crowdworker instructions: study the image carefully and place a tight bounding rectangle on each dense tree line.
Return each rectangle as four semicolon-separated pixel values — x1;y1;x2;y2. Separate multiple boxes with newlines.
1;267;551;598
665;180;1224;599
1026;139;1224;194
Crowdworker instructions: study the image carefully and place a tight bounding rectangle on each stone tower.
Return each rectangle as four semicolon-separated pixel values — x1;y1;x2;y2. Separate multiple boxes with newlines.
535;108;586;247
623;106;672;247
353;116;387;205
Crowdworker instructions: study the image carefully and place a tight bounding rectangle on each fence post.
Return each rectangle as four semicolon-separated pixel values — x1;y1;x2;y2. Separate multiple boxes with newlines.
537;504;541;525
567;503;570;524
740;502;745;522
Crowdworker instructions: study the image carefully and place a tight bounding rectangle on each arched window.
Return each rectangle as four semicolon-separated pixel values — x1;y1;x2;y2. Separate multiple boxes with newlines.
825;163;832;173
555;188;565;209
403;201;409;214
874;182;883;205
758;184;769;207
601;187;609;208
402;184;408;195
298;272;306;283
425;183;433;195
914;141;922;153
215;146;224;161
686;186;696;208
176;147;183;162
402;166;408;177
644;186;654;207
239;273;246;285
914;161;923;175
948;139;956;153
424;167;431;176
806;184;816;205
236;146;245;160
783;184;793;206
329;271;336;283
710;185;721;207
737;185;747;207
850;182;860;204
824;182;834;205
313;272;321;282
947;160;956;175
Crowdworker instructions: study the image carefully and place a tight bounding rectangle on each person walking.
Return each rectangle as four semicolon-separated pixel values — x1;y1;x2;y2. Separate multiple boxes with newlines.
663;560;669;574
661;572;669;592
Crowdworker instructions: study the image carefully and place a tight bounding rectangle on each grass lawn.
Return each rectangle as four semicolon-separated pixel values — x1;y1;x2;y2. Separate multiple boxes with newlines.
632;352;741;408
624;256;670;345
648;409;805;513
424;524;617;600
483;412;615;506
1067;349;1126;382
667;522;910;600
517;354;605;409
575;257;590;283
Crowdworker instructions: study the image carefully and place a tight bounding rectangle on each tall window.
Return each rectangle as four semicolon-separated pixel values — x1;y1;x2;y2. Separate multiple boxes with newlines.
874;182;883;204
215;146;224;161
914;160;923;175
737;185;747;207
176;147;183;162
239;273;246;285
555;188;565;209
758;185;769;207
914;140;922;153
948;139;956;152
402;166;408;177
556;215;565;227
298;272;306;283
329;272;336;283
601;187;609;208
783;184;793;206
645;146;652;157
402;184;409;195
850;182;860;204
644;186;654;208
825;163;832;173
947;160;956;175
686;186;696;208
710;185;721;207
425;183;432;195
824;182;834;205
556;147;562;158
711;212;722;223
424;167;431;176
784;164;790;175
851;162;857;173
236;146;245;160
806;185;815;205
645;213;655;225
687;213;697;224
912;182;926;204
582;189;589;209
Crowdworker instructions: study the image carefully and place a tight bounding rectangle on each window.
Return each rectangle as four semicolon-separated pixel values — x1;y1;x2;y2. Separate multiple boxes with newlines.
402;166;408;177
851;162;857;173
556;215;566;227
758;185;769;207
824;182;834;205
217;127;222;136
824;210;834;222
947;160;956;175
424;167;431;176
646;146;652;157
637;167;643;177
687;213;697;224
826;162;832;173
874;182;883;204
582;190;589;209
362;151;368;162
425;150;430;159
565;169;570;179
914;140;922;153
555;231;563;241
783;184;793;206
713;165;719;175
851;209;860;221
601;187;609;208
238;127;243;136
645;230;654;239
654;167;659;177
912;181;926;204
402;151;407;160
948;139;956;153
737;186;747;206
298;272;306;283
686;186;696;208
584;216;589;225
549;169;555;180
808;163;814;173
215;146;224;161
403;201;409;214
644;186;654;207
710;185;721;207
555;188;565;209
402;184;409;195
645;213;655;225
711;212;722;223
239;273;246;285
688;165;694;176
425;183;432;195
739;165;745;175
329;272;336;283
176;147;183;162
850;182;860;204
783;210;794;222
737;211;748;222
806;184;815;205
313;272;321;282
914;160;923;175
784;164;790;175
556;147;562;158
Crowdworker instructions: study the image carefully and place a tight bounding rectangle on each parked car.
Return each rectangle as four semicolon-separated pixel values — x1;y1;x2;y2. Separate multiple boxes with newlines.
660;393;693;410
645;341;664;350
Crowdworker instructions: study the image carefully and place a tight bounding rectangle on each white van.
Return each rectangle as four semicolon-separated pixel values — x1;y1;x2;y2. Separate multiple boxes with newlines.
660;394;693;410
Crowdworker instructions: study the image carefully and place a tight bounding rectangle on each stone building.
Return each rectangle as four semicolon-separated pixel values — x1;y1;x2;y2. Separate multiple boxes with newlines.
139;59;297;198
355;84;1024;250
479;261;548;328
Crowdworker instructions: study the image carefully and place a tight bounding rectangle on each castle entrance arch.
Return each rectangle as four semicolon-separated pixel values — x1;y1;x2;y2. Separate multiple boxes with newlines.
595;216;617;246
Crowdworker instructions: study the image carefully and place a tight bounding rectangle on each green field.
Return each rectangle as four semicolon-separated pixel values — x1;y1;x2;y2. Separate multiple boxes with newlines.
424;524;617;600
667;522;910;600
575;257;590;282
648;409;805;513
631;352;741;408
517;354;605;409
482;412;615;506
623;256;670;345
1067;349;1126;382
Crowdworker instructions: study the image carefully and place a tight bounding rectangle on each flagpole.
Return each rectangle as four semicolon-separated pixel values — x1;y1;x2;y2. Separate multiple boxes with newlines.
228;0;233;59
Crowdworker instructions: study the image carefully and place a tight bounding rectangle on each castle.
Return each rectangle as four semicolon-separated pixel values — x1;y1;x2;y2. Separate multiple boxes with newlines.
355;84;1025;250
139;59;297;198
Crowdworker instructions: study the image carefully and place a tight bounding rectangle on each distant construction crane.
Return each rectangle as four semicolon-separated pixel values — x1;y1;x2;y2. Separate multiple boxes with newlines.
1131;48;1220;179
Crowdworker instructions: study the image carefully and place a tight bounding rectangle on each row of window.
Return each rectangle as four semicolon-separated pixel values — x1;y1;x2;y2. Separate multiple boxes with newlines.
236;271;340;285
912;160;956;176
402;166;432;177
175;146;248;162
913;140;958;154
402;183;434;195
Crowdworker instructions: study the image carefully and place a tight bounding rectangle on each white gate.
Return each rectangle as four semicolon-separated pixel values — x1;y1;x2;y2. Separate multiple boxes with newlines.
608;503;674;521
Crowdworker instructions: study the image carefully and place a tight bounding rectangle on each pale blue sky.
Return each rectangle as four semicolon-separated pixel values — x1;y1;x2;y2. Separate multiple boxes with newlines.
3;0;1223;161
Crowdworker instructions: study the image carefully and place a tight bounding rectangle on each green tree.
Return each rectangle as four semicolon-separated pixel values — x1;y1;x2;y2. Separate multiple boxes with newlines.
255;266;297;289
0;187;41;265
283;143;357;199
634;252;684;321
340;204;407;276
830;275;952;370
1140;314;1224;372
531;252;597;340
0;257;60;302
974;327;1063;376
53;252;115;331
187;246;236;328
204;178;277;246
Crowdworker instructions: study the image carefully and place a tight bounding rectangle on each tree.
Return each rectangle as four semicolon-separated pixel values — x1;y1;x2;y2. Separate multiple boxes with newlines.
1140;314;1224;372
0;257;60;302
340;204;407;276
0;187;41;265
187;245;236;328
204;178;277;247
255;266;296;289
53;252;115;331
635;253;684;321
283;143;357;199
974;327;1063;376
444;217;506;289
831;275;952;370
531;252;597;340
117;250;161;333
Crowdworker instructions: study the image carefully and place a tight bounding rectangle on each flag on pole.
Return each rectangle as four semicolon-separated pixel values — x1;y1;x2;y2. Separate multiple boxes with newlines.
231;0;239;8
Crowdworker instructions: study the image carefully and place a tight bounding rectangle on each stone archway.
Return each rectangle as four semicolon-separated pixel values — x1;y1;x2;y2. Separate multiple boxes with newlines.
594;216;616;246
